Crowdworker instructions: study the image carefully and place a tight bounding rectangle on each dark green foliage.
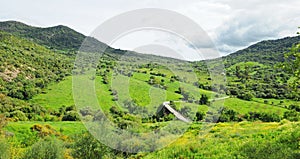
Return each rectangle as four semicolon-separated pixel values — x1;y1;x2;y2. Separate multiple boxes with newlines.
289;104;300;112
194;111;205;121
62;111;80;121
199;94;209;105
0;21;86;52
237;92;254;101
219;108;240;122
283;110;300;121
245;112;281;122
225;35;300;66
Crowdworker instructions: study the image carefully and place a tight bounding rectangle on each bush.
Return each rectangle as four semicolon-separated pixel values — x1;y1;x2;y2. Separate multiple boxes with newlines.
218;108;239;122
71;132;111;159
23;137;64;159
62;111;79;121
238;92;254;101
194;111;205;121
283;110;300;121
245;112;281;122
10;110;28;121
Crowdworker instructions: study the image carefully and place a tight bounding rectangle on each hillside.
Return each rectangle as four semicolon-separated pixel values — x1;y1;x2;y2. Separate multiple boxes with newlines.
0;21;182;62
224;35;300;66
0;21;109;52
0;31;73;100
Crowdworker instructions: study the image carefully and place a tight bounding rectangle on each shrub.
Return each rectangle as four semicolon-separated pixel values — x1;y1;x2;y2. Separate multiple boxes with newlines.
62;111;79;121
246;112;281;122
23;137;64;159
194;111;205;121
218;108;239;122
71;132;111;159
283;110;300;121
238;92;254;101
10;110;28;121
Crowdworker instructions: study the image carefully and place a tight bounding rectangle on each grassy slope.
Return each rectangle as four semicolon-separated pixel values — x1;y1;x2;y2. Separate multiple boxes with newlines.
30;76;114;111
222;98;288;116
30;73;289;117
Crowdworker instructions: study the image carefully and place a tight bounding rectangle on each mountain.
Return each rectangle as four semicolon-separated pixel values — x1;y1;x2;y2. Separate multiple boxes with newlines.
0;21;108;52
0;21;184;63
224;35;300;67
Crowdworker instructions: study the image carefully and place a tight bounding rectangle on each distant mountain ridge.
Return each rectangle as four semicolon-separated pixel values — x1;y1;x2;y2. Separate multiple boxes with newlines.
224;35;300;66
0;21;182;61
0;20;299;66
0;21;108;52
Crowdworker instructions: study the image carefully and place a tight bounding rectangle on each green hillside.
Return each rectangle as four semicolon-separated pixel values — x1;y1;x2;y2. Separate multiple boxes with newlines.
0;21;88;51
0;31;72;100
224;35;300;66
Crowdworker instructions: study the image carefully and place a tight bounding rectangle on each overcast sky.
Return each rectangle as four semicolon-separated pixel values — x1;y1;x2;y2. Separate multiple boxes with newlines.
1;0;299;59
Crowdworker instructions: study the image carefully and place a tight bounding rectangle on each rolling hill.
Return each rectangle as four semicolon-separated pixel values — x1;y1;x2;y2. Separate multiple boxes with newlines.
224;35;300;66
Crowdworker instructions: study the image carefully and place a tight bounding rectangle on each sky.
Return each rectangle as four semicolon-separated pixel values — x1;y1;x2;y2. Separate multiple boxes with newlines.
1;0;299;60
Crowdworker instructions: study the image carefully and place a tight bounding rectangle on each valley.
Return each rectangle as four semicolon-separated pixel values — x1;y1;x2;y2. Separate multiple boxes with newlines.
0;21;299;158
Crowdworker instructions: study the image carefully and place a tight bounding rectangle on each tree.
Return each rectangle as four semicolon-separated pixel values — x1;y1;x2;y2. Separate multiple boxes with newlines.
194;111;205;121
235;65;241;79
199;94;209;105
282;29;300;90
219;108;239;122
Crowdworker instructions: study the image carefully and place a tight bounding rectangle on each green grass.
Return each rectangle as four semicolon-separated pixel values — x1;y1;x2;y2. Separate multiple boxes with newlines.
30;72;290;118
30;76;114;111
30;76;74;110
4;121;85;140
252;98;300;107
221;98;288;116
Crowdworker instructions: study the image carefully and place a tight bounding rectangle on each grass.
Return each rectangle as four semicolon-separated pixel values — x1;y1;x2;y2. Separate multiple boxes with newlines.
29;72;290;118
252;97;300;107
220;98;288;116
141;121;300;158
4;121;85;137
30;76;114;111
30;76;74;110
